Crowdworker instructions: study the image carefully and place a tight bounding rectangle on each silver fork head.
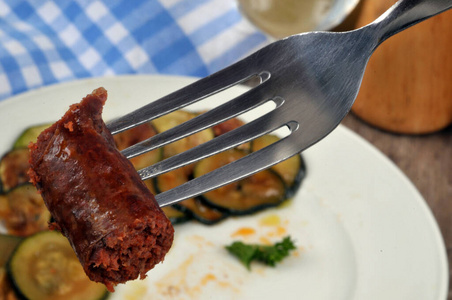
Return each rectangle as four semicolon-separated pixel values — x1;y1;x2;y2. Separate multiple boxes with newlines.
109;30;375;207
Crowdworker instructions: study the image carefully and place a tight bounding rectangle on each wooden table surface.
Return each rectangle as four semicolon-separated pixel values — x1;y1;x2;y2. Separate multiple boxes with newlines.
342;113;452;298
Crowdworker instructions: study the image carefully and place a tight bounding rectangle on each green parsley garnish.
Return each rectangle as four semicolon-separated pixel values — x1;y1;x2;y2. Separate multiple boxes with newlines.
225;236;296;270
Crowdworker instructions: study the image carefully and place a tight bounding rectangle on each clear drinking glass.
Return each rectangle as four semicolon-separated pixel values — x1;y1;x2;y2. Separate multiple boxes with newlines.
237;0;360;39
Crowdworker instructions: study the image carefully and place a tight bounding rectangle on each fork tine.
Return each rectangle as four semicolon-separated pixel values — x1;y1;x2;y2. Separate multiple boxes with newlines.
154;130;302;207
121;81;276;159
137;105;292;180
107;61;264;135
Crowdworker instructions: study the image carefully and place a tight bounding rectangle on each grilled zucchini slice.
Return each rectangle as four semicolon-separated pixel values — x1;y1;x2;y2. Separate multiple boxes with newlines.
252;134;306;197
152;110;214;159
212;116;251;152
7;230;108;300
143;177;191;225
113;122;162;170
0;148;30;193
194;149;287;215
175;198;228;225
155;166;227;224
1;123;53;192
0;184;51;237
161;205;192;225
12;124;51;149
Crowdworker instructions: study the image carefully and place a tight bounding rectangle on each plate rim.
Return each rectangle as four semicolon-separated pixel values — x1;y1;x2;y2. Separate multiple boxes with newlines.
332;123;449;298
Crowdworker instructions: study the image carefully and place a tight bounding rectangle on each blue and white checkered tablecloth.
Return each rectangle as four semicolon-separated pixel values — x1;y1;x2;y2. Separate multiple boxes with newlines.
0;0;271;101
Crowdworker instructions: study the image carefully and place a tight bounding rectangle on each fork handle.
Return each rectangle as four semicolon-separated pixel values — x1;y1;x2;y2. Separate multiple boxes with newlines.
372;0;452;45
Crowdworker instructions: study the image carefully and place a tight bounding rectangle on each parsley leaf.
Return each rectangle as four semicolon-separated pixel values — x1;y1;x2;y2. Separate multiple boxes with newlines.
225;236;296;269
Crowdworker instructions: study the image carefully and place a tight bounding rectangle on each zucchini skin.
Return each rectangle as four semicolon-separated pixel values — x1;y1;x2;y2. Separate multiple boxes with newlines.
285;156;306;198
173;198;229;225
251;135;307;198
153;168;228;225
0;234;22;268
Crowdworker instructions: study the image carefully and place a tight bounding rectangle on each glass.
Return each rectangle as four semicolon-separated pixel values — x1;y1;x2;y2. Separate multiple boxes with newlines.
237;0;360;39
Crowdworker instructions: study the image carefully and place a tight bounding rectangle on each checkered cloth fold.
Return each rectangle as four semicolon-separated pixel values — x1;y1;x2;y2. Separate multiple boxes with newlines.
0;0;270;101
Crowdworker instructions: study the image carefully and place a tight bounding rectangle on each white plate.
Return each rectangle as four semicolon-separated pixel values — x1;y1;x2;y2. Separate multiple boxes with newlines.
0;75;448;300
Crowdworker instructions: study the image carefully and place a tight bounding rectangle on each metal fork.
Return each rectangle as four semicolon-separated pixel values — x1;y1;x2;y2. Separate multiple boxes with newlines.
107;0;452;207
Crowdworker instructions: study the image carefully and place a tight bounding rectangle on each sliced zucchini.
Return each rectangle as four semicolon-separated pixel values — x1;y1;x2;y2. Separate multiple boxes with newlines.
143;177;158;195
143;176;191;225
155;166;228;224
7;230;109;300
212;116;251;152
152;110;214;159
175;198;228;225
194;149;287;215
0;184;51;237
13;124;51;149
113;122;163;170
161;206;191;225
0;148;30;193
252;134;306;197
0;235;22;268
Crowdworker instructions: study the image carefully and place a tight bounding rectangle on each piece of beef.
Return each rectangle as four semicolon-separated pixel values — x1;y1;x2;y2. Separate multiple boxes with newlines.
28;87;174;292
